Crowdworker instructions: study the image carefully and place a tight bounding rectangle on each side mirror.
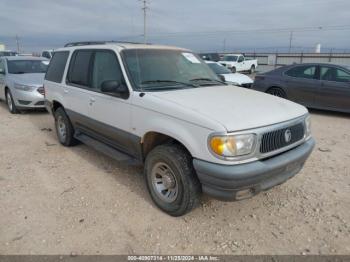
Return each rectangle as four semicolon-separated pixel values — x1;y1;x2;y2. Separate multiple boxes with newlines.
101;80;129;98
0;69;5;75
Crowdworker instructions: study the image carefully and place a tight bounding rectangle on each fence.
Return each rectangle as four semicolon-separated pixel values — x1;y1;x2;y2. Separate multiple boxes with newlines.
237;53;350;67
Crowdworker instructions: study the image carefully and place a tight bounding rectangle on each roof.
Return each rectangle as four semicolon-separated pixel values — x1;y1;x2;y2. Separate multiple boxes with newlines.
3;56;48;61
282;62;350;68
55;42;189;52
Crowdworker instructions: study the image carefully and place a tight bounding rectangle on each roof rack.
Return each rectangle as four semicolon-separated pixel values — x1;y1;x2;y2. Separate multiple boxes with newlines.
64;41;148;47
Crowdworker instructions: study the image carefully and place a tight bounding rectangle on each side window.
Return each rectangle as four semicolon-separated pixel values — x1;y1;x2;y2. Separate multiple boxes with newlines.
238;56;244;62
321;67;350;83
67;50;93;87
45;51;69;83
91;50;125;91
0;60;5;73
285;65;316;79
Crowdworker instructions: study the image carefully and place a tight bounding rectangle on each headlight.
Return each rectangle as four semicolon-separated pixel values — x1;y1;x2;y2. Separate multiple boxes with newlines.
14;83;34;92
305;115;311;138
227;81;240;86
209;133;256;158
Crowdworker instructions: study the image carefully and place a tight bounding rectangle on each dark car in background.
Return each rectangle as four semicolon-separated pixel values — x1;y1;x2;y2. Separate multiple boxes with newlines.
199;53;221;62
252;63;350;113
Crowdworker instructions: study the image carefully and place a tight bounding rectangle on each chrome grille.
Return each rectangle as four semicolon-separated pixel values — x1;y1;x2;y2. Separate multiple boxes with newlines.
260;122;305;154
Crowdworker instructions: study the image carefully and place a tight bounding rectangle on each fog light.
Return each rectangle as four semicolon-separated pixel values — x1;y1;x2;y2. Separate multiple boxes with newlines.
236;188;255;200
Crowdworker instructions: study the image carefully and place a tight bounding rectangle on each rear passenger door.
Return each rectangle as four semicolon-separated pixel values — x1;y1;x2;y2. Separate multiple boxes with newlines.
87;50;138;157
0;59;5;100
283;65;319;106
317;66;350;111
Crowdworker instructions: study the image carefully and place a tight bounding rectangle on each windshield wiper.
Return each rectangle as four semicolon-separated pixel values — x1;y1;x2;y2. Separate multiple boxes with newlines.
189;78;226;85
12;71;26;74
141;80;197;88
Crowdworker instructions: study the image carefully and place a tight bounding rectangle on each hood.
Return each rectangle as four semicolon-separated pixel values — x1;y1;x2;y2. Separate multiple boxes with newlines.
8;73;45;87
221;73;253;85
151;86;308;132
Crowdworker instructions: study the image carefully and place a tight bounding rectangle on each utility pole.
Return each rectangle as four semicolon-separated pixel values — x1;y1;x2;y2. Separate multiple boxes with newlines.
288;31;293;53
15;35;20;53
140;0;149;44
223;38;226;53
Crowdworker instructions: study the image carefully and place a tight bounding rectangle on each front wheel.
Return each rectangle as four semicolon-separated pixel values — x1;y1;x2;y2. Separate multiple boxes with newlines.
6;89;19;114
266;87;286;98
144;144;201;216
231;67;237;73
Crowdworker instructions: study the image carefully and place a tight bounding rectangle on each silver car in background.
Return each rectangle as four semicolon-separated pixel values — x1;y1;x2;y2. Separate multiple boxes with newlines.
0;56;48;113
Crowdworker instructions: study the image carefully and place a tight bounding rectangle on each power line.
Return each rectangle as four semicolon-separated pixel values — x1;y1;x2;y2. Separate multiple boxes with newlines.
122;24;350;39
140;0;149;44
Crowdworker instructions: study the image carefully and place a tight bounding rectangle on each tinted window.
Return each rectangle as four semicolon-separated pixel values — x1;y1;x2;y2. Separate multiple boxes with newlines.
285;65;316;79
45;51;69;83
92;50;124;90
8;60;48;74
223;55;238;62
320;67;350;83
207;63;231;74
67;50;93;87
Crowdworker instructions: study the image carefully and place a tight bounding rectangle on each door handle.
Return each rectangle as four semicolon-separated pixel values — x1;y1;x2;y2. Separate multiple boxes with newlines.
89;97;96;106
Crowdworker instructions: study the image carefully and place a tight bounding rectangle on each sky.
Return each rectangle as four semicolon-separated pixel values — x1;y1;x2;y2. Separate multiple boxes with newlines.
0;0;350;53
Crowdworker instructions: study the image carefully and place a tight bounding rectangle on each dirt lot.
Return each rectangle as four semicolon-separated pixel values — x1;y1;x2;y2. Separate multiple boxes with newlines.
0;102;349;255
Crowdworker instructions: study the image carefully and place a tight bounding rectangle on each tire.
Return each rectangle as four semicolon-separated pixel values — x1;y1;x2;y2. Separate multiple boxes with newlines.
250;65;255;74
266;87;287;98
231;67;237;73
54;107;78;146
144;144;201;216
6;89;19;114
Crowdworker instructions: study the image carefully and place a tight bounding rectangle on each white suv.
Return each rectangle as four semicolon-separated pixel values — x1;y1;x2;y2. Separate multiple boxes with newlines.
44;41;315;216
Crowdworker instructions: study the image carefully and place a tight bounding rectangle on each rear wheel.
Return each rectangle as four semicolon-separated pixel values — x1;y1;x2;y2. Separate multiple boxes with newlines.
250;65;256;74
54;107;78;146
266;87;286;98
144;144;201;216
6;89;19;114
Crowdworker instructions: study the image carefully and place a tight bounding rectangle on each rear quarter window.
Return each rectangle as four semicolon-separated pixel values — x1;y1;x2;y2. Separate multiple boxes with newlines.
45;51;69;83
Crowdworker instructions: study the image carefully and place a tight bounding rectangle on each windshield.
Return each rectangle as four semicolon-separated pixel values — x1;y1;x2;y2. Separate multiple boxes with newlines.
207;63;232;74
222;55;238;62
7;60;48;74
122;49;222;91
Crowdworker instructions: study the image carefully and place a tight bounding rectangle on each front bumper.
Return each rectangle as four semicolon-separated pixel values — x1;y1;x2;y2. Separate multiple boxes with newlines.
12;88;45;109
193;138;315;201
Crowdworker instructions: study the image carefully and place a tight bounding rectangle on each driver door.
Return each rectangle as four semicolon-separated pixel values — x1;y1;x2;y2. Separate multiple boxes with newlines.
87;50;136;156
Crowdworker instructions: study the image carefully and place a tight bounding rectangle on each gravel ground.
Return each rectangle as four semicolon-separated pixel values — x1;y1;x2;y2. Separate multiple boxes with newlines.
0;102;349;255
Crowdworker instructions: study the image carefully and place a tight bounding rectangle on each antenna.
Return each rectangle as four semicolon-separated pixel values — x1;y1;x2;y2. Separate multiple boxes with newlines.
140;0;149;44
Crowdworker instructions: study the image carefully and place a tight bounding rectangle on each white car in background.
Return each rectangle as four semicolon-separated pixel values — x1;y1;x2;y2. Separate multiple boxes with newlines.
206;61;253;88
220;54;258;73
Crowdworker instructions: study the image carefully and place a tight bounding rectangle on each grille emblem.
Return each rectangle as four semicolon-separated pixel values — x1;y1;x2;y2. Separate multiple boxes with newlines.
284;129;292;143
